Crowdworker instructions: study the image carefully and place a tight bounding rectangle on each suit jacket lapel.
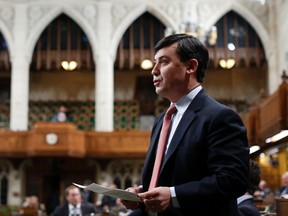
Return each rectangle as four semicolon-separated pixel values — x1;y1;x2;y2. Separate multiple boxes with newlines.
147;113;164;158
161;89;207;171
162;109;196;167
143;89;208;186
142;113;165;185
149;114;164;153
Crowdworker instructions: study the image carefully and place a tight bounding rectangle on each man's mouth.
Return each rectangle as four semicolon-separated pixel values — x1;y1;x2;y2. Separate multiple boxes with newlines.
153;79;161;87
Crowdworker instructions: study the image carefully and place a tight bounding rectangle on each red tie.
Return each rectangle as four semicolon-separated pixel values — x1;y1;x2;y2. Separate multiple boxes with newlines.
149;104;177;190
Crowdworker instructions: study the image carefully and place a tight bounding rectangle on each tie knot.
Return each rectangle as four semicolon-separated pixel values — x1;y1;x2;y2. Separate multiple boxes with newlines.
165;104;177;117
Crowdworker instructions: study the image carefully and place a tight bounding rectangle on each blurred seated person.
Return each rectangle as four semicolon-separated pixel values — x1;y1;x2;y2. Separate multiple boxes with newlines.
22;196;38;208
21;195;45;216
110;198;132;216
100;184;117;213
279;171;288;198
52;185;99;216
237;160;261;216
51;105;69;122
255;179;277;213
81;180;94;204
254;179;273;200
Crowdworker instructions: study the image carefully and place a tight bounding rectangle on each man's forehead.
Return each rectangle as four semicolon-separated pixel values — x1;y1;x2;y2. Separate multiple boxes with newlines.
68;188;80;194
154;43;178;59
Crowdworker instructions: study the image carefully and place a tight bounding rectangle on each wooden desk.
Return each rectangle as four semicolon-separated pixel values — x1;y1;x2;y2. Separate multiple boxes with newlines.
276;199;288;216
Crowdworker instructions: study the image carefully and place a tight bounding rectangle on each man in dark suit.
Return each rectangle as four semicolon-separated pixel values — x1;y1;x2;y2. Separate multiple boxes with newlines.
237;160;261;216
122;34;249;216
52;185;99;216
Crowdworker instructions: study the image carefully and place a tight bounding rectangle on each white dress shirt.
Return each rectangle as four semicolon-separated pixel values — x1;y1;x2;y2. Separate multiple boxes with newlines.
167;86;202;208
69;203;82;216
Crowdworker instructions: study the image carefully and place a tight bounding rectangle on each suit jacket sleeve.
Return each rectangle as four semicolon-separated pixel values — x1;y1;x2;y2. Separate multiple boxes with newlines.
175;106;249;206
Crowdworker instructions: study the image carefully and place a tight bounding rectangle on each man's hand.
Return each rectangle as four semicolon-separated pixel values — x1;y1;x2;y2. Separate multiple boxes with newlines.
138;187;171;212
121;186;142;210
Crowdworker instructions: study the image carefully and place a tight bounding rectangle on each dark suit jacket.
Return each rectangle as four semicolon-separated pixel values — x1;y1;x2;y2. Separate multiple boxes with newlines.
279;186;288;197
238;198;261;216
140;89;249;216
52;202;98;216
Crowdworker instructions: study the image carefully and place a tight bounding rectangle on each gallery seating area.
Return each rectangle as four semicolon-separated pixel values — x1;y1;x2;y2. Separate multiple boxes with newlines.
0;99;251;131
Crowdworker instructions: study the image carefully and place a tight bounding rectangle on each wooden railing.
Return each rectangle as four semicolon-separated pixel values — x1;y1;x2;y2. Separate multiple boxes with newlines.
242;81;288;147
242;107;259;146
0;122;150;158
0;82;287;158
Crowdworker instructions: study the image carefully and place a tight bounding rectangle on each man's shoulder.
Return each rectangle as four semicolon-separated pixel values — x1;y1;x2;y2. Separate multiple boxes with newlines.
238;201;261;216
194;92;233;115
238;198;259;210
81;202;100;213
55;203;68;210
193;89;227;110
52;203;68;215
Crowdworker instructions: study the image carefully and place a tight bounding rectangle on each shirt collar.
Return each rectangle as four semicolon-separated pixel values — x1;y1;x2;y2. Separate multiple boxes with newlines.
69;203;81;210
237;194;253;204
174;85;202;115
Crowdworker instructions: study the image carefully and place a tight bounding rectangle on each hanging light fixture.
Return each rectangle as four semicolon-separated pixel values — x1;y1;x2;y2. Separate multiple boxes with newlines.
219;58;236;69
141;59;153;70
181;23;217;46
265;130;288;143
61;60;78;71
165;13;217;46
249;145;260;154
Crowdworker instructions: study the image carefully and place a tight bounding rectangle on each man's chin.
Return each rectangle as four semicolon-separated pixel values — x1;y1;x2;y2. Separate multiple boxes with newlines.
155;87;163;95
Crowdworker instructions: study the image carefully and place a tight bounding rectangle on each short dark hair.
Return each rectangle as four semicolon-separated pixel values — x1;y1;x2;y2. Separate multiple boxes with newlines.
154;34;209;83
247;160;261;195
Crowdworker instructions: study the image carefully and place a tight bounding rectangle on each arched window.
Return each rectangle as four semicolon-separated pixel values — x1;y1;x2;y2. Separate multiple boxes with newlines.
0;163;9;204
209;11;266;69
0;32;10;77
115;12;166;70
30;14;94;71
0;32;10;117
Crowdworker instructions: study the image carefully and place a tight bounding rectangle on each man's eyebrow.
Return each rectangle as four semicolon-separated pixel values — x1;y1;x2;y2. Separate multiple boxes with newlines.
154;55;169;61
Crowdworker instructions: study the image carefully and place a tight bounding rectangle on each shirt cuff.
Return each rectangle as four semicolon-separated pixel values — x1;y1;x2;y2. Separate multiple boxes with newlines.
170;187;180;208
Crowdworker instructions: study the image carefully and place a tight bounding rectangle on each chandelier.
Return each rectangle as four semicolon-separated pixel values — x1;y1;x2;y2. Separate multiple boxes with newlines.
165;18;217;46
141;15;218;70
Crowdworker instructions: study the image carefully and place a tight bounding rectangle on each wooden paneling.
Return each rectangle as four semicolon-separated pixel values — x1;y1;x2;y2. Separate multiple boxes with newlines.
0;83;287;159
258;82;287;142
85;131;150;158
242;107;259;146
258;91;281;139
0;123;150;159
29;122;86;157
0;130;29;157
276;199;288;216
242;81;287;148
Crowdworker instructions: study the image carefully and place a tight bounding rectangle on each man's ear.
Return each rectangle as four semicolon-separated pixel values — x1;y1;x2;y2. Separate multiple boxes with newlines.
186;59;198;73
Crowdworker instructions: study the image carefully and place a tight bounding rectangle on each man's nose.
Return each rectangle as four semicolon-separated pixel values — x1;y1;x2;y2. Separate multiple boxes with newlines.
151;64;159;76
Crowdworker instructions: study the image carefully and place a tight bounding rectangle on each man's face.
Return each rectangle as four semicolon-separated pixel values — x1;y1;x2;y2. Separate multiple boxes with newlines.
66;187;81;206
283;174;288;186
151;43;195;102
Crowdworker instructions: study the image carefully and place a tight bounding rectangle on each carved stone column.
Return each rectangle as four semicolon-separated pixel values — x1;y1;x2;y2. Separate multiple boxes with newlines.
95;1;114;131
10;4;29;131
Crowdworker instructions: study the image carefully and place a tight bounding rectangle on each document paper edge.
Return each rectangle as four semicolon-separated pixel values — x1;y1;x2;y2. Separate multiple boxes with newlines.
73;182;141;202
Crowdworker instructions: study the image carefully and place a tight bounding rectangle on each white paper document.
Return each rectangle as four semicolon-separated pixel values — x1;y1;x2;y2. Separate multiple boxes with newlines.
73;182;142;202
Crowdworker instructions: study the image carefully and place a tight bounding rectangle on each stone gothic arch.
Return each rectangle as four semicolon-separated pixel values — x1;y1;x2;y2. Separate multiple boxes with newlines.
26;5;98;66
205;2;270;60
0;18;13;59
110;2;178;61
